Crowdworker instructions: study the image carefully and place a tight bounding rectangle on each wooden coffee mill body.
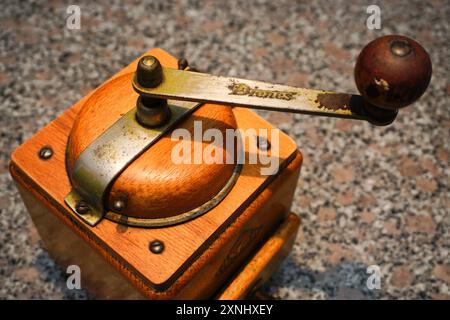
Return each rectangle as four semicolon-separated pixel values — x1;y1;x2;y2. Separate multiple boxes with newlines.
9;36;431;299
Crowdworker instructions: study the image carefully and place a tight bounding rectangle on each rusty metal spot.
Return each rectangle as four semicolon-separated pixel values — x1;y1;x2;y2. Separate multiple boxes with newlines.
316;93;351;111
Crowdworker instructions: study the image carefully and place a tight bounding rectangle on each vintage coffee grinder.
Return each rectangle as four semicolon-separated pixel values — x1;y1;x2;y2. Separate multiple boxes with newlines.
10;35;431;299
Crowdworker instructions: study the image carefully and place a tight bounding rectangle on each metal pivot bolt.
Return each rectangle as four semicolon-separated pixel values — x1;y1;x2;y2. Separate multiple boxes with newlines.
136;56;163;88
136;96;171;128
134;56;171;127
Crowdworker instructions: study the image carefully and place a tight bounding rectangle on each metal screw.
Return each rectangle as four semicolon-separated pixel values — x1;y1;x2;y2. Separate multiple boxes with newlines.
38;146;53;160
112;198;126;212
75;200;90;215
149;240;164;254
257;136;271;151
177;58;189;70
390;40;412;57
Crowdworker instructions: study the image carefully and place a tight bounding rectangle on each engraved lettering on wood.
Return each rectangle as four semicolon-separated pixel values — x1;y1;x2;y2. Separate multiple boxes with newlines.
217;226;263;275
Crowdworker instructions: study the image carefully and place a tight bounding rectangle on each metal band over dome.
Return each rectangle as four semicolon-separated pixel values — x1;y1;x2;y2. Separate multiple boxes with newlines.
65;99;202;226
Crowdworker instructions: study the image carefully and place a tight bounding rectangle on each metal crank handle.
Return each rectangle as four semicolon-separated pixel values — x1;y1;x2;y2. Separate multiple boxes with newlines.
132;35;432;127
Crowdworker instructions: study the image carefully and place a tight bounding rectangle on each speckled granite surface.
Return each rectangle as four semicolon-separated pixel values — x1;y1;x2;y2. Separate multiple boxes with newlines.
0;0;449;300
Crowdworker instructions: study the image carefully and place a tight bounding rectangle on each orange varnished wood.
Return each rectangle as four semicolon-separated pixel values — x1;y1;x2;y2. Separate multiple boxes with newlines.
16;182;300;300
217;214;300;300
12;154;301;299
10;49;302;298
16;183;145;299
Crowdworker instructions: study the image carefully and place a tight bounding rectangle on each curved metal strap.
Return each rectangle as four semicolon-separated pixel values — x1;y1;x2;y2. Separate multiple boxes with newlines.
65;101;201;226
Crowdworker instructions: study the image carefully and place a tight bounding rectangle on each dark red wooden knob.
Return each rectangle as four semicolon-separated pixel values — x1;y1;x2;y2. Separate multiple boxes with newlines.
355;35;432;110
